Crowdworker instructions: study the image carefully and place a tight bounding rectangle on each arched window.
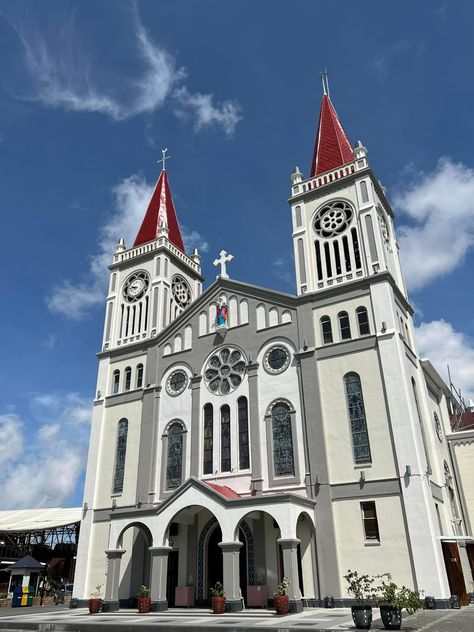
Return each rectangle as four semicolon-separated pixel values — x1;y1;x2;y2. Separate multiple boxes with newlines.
320;316;333;344
136;364;144;389
238;397;250;470
271;402;295;476
112;370;120;394
113;419;128;493
124;366;132;391
203;404;213;475
356;307;370;336
221;405;231;472
166;422;185;489
338;311;351;340
344;373;371;464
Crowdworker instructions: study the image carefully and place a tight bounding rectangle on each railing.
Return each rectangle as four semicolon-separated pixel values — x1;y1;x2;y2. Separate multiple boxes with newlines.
113;237;200;272
291;161;359;197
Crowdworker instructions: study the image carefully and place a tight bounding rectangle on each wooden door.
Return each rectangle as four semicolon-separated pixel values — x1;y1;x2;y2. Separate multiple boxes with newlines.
442;541;468;605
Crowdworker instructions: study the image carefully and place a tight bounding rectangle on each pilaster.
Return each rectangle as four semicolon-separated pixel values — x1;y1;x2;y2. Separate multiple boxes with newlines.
190;375;202;477
247;362;263;494
219;541;243;612
149;546;172;611
277;538;303;613
102;549;126;612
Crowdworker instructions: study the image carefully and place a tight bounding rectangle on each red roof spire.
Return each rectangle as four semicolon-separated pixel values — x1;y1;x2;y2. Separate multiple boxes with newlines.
310;77;353;177
133;164;185;252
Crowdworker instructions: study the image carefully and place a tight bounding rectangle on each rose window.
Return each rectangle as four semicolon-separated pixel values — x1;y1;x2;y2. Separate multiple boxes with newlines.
172;275;192;308
264;345;291;374
204;347;247;395
314;200;353;238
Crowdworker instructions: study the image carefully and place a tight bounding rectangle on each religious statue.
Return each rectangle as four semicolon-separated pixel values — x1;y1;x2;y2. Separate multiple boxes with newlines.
216;296;228;329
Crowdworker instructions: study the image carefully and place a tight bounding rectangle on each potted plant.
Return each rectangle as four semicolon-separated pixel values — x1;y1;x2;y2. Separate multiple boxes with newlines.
343;570;375;630
88;585;103;614
210;582;226;614
374;573;424;630
274;577;290;615
137;585;151;613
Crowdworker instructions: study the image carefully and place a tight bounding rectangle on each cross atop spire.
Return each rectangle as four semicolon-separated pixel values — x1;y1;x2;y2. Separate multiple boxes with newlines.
310;79;353;177
157;147;171;171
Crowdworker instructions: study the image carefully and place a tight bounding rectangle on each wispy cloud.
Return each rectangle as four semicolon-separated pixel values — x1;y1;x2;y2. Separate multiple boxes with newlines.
0;390;91;508
369;40;421;80
4;3;241;136
395;158;474;292
40;333;58;350
415;319;474;402
272;256;293;285
47;174;209;320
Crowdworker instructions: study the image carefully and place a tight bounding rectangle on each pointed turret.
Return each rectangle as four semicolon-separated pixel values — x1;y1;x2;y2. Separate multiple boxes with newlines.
310;92;353;177
133;169;185;252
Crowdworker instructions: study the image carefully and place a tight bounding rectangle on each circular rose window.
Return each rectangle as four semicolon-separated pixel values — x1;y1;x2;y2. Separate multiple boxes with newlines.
314;200;353;238
264;345;291;374
166;369;188;396
204;347;247;395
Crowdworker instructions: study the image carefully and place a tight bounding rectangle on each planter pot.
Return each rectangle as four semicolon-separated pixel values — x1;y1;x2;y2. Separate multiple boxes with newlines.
351;605;372;630
211;596;226;614
424;596;436;609
380;605;402;630
88;598;102;614
274;595;290;615
137;596;151;613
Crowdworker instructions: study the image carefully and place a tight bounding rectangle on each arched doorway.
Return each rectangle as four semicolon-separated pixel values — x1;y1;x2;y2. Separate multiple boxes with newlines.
116;523;152;607
296;512;318;603
206;524;223;595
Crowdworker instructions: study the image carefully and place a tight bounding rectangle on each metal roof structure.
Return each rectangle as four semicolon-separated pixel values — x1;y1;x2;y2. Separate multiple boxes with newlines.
0;508;81;532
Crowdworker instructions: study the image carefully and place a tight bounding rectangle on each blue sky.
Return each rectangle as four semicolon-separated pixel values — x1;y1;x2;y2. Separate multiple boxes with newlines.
1;0;474;509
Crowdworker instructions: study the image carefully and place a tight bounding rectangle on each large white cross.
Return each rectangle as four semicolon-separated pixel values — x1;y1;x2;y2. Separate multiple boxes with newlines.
157;148;171;171
213;250;234;279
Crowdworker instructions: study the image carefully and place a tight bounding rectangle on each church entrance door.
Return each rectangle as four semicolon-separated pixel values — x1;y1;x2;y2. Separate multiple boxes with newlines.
166;550;179;607
207;526;223;601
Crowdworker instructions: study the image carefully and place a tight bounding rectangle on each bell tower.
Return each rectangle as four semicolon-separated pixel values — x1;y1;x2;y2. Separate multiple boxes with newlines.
101;158;203;351
289;79;406;298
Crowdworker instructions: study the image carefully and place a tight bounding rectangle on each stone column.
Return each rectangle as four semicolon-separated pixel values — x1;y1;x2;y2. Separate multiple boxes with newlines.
102;549;126;612
248;362;263;495
219;541;243;612
277;538;303;613
190;375;202;477
149;546;172;611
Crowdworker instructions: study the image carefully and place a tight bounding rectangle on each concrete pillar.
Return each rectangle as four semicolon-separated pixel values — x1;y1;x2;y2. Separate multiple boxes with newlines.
190;376;202;477
248;363;263;495
219;541;243;612
149;546;172;611
277;538;303;613
102;549;126;612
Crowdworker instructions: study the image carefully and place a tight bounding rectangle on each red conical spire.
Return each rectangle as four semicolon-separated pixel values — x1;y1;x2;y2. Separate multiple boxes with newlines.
310;88;353;177
133;169;185;252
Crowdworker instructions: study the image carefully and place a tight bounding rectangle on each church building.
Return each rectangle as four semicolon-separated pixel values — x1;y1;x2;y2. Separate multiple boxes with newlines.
73;84;474;612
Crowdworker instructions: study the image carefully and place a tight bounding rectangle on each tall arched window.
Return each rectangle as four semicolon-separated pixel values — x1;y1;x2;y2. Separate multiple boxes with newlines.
112;369;120;394
271;402;294;476
166;422;184;489
203;404;213;475
344;373;371;464
356;307;370;336
338;311;351;340
136;364;144;388
238;397;250;470
124;366;132;391
221;405;231;472
113;419;128;493
320;316;333;344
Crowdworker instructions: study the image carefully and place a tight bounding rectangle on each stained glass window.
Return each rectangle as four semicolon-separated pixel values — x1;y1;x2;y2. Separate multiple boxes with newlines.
221;405;231;472
272;402;294;477
113;419;128;493
344;373;371;464
238;397;250;470
166;422;184;489
203;404;213;475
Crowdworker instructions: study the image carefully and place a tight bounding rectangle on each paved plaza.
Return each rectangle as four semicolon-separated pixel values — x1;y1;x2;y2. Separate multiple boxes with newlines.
0;606;472;632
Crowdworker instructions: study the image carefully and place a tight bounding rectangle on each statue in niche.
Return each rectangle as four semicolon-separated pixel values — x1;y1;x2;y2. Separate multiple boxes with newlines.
216;295;228;329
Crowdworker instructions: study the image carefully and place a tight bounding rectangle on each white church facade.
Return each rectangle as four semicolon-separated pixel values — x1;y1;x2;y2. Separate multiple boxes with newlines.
72;87;474;612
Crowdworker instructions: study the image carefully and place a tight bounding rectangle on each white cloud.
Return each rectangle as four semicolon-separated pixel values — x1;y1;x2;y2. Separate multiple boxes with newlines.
40;333;58;350
370;40;418;80
0;414;24;467
272;256;293;286
395;158;474;292
5;4;241;135
415;319;474;401
173;86;242;136
47;175;209;319
0;392;91;509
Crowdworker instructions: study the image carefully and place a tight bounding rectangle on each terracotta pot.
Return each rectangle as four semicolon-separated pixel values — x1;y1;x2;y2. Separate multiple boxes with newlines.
137;596;152;613
274;595;289;615
211;596;226;614
351;605;372;629
88;598;102;614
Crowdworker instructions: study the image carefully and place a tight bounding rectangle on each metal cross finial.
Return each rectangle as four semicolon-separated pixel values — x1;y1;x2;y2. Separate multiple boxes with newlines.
157;148;171;171
321;68;330;98
213;250;234;279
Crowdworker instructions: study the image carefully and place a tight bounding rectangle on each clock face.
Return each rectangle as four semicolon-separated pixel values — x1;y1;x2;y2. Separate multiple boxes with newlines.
123;272;150;302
